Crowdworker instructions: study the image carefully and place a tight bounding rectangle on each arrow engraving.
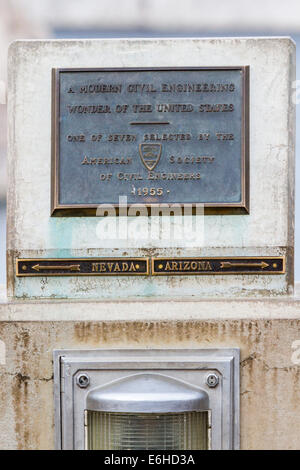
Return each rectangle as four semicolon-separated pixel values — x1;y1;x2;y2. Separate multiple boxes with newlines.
32;264;81;272
220;261;269;269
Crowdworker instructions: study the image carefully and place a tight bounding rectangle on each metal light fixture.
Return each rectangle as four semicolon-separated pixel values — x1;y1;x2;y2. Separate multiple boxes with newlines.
54;349;240;450
86;373;210;450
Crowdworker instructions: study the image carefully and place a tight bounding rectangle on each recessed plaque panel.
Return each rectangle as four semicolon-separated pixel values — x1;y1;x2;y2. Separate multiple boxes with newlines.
52;67;249;215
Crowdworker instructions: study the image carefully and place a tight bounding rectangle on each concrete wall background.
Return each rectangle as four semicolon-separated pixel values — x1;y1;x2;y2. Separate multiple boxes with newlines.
0;318;299;449
7;38;295;299
1;0;300;284
0;1;300;450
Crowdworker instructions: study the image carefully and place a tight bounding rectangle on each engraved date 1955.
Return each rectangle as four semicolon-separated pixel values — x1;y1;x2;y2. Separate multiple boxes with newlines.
131;187;166;196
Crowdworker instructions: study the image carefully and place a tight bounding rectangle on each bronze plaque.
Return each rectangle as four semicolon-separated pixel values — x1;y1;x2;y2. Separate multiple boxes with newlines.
16;257;284;277
152;257;285;275
52;67;249;215
16;258;150;276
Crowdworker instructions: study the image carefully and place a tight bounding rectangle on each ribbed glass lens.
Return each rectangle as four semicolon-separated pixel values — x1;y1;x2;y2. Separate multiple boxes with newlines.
87;411;209;450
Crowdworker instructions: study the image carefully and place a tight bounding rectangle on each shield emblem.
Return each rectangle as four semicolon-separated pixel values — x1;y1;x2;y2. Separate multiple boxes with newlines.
139;143;162;171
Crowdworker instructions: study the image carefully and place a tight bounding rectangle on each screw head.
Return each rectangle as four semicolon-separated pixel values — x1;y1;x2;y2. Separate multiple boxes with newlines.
76;373;90;389
206;373;219;388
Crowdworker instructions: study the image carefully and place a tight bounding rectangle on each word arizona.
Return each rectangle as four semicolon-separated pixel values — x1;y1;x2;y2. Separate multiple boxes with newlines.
163;260;213;272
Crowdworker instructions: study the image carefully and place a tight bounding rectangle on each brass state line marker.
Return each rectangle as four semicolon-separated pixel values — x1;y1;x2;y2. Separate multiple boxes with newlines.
220;261;269;269
32;264;81;272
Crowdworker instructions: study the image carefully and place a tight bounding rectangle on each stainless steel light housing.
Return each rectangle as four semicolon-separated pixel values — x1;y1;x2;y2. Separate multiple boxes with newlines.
54;348;240;450
86;373;210;450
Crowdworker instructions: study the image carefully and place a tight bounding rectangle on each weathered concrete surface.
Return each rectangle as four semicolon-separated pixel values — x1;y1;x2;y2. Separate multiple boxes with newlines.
7;38;295;299
0;318;299;450
1;296;300;322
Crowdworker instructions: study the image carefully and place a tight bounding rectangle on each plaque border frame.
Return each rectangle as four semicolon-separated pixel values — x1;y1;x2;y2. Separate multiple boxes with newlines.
151;256;285;276
51;66;249;216
16;257;150;277
15;256;284;277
